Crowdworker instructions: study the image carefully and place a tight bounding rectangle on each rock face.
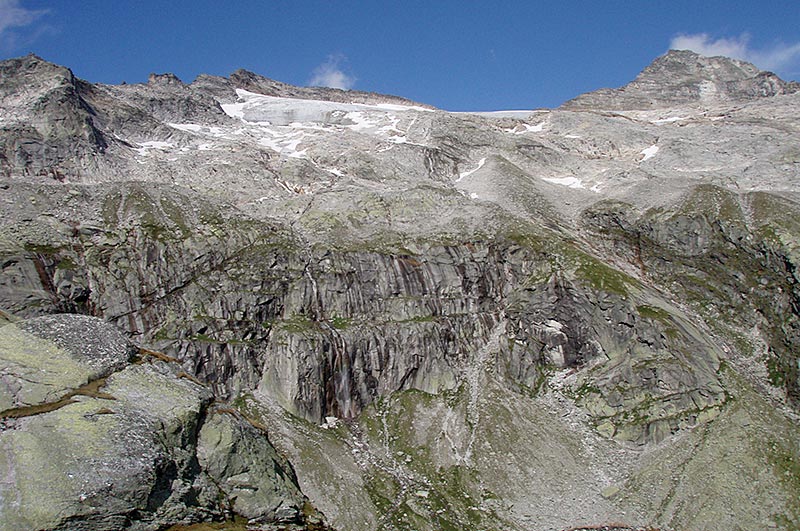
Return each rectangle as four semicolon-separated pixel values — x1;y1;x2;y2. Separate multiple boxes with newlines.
0;315;318;530
564;49;800;109
1;50;799;531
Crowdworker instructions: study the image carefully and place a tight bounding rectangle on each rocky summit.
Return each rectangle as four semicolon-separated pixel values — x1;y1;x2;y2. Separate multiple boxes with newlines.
0;50;799;531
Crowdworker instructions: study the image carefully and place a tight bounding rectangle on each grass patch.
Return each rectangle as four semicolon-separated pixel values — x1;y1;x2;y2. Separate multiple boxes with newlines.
636;305;671;322
330;314;352;330
277;313;320;334
575;255;631;296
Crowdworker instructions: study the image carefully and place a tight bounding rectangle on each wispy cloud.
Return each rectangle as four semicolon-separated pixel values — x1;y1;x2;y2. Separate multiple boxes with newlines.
670;33;800;76
308;54;356;90
0;0;50;51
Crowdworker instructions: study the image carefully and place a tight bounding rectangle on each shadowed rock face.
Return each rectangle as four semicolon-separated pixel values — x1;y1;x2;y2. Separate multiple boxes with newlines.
1;51;800;531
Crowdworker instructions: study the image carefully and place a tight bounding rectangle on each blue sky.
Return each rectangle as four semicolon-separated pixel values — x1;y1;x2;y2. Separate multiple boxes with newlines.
2;0;799;110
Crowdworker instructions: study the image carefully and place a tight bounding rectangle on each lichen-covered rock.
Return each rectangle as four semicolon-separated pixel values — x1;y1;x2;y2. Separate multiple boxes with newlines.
0;315;325;531
0;314;134;411
0;359;220;531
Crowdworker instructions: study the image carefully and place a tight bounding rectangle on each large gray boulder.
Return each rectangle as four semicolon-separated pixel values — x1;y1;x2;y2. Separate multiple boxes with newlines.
0;314;322;530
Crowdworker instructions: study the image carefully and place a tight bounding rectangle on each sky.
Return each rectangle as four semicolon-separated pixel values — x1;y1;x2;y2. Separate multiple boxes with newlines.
2;0;800;111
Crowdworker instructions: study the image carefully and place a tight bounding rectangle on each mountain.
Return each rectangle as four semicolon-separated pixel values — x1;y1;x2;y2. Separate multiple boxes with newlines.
564;49;800;109
1;51;799;531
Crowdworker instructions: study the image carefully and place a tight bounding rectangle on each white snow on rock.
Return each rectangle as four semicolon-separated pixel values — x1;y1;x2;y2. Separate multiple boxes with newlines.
545;319;564;331
134;141;173;155
542;176;585;189
168;123;226;136
372;102;434;113
321;416;339;429
214;88;435;153
505;122;545;134
640;144;659;161
651;116;689;124
323;167;346;177
222;89;429;126
256;129;309;159
456;158;487;182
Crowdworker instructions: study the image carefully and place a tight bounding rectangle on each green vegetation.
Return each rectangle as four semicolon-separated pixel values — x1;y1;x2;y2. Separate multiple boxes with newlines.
22;242;63;255
573;380;602;401
574;254;632;296
749;192;800;241
677;184;746;226
636;304;671;322
330;314;353;330
55;256;78;270
277;313;319;334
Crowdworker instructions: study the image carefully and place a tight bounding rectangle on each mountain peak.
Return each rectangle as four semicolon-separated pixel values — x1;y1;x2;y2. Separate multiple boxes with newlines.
0;53;75;86
563;49;798;110
638;49;761;84
148;72;184;86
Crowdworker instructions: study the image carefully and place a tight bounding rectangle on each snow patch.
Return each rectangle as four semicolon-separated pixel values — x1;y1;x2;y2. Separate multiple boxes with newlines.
373;103;434;112
545;319;564;331
169;123;203;133
320;416;339;429
542;176;584;189
651;116;689;124
456;158;487;182
639;144;659;162
168;123;227;136
323;167;346;177
134;141;173;155
257;129;309;159
216;89;431;149
506;122;545;134
222;89;429;125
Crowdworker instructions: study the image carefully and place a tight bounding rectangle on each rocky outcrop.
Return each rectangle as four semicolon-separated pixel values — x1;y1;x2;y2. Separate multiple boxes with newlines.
0;314;324;530
564;49;800;110
505;268;726;443
581;186;800;406
0;55;108;179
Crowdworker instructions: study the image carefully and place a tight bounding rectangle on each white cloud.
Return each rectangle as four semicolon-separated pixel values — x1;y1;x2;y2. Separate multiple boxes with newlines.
0;0;49;50
670;32;800;75
0;0;47;35
308;54;356;90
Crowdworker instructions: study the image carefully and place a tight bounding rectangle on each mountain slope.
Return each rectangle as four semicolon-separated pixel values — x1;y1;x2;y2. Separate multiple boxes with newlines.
0;51;799;531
